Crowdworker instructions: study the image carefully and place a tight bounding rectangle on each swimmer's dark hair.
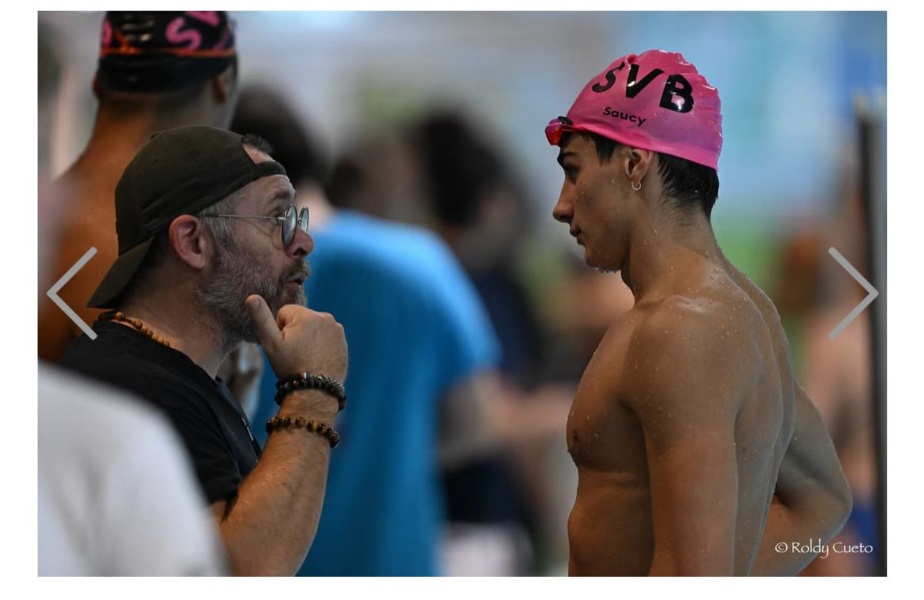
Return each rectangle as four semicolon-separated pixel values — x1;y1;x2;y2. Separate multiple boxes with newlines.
562;131;720;220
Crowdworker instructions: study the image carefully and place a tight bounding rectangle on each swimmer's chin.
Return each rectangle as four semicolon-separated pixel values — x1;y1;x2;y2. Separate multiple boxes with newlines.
582;247;624;274
584;254;621;274
585;257;620;274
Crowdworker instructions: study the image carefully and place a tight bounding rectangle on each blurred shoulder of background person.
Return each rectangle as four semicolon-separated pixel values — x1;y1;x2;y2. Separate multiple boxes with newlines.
39;366;226;576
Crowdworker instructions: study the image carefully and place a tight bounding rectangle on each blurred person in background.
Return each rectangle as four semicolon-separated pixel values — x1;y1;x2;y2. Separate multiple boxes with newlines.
545;49;851;575
794;180;879;576
37;11;262;414
770;226;825;371
546;252;637;384
408;112;573;575
38;23;225;576
231;87;504;576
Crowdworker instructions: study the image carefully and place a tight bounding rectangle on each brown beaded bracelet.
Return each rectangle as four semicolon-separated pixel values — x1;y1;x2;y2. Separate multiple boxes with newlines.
265;415;341;448
275;373;347;411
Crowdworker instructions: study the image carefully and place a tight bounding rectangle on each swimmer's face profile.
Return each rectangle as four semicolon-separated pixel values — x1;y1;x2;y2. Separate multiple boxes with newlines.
553;134;637;272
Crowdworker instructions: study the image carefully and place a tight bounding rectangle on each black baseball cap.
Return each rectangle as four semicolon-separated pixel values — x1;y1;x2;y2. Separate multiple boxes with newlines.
88;125;287;309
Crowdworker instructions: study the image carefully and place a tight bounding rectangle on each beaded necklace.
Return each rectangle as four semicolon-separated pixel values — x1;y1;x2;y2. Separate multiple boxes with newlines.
98;310;172;348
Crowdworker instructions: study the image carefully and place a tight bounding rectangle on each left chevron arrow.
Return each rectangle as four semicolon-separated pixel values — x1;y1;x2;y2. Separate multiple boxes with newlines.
46;247;98;340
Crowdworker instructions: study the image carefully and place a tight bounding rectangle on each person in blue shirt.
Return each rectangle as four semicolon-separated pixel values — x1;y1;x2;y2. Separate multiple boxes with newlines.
233;87;502;576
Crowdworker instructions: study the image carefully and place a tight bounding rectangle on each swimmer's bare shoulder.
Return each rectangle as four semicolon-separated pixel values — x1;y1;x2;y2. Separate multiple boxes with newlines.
566;276;794;575
39;168;115;361
623;288;780;575
716;260;854;575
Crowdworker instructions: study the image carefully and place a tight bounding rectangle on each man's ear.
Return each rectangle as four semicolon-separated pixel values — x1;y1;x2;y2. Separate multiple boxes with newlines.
91;74;102;100
168;215;212;271
624;147;655;185
210;65;235;105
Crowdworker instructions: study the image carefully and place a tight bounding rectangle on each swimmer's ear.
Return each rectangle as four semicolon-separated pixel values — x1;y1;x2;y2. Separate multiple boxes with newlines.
625;147;654;183
211;75;229;105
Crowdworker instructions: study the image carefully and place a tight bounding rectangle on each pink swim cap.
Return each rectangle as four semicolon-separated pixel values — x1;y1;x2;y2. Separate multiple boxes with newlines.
546;50;723;170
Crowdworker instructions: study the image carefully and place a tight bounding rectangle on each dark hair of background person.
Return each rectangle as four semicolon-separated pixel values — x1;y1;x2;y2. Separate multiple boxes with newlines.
408;111;505;229
324;155;366;211
228;86;330;187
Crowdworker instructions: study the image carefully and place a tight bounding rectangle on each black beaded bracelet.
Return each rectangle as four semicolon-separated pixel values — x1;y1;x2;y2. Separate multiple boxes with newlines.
266;415;341;448
274;373;347;411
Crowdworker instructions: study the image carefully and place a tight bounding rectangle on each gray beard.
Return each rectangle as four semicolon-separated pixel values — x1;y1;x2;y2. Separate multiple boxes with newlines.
195;243;308;350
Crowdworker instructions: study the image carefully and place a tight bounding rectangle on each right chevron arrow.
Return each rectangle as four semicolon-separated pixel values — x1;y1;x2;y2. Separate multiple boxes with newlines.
828;247;879;340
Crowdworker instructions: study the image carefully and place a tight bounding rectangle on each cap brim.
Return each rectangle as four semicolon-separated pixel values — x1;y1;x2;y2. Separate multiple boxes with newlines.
87;236;155;309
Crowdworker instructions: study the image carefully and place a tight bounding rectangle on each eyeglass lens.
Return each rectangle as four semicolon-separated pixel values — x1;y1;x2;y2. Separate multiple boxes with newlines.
282;205;310;247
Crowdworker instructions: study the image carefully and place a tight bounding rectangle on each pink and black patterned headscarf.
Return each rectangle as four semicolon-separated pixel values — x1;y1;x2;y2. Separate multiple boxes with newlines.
97;11;236;93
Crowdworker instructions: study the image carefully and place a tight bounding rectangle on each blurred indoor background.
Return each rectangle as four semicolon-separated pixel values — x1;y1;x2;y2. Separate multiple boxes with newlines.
37;11;886;576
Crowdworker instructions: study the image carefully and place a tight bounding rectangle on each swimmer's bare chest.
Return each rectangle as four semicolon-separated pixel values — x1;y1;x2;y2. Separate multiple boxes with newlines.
564;284;788;575
566;317;654;575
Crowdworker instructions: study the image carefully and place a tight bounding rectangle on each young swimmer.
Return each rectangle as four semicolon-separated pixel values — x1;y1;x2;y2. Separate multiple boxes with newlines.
545;49;852;576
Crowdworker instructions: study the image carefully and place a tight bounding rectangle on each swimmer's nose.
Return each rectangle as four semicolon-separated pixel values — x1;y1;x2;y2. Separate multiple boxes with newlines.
553;191;573;224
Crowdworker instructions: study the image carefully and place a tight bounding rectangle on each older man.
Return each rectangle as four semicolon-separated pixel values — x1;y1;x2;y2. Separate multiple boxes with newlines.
59;125;348;576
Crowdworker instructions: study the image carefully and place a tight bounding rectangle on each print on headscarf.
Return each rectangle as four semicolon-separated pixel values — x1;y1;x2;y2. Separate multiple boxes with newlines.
97;11;236;93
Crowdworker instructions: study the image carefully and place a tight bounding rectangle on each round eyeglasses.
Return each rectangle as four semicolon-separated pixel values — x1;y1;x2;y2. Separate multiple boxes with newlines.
202;204;309;247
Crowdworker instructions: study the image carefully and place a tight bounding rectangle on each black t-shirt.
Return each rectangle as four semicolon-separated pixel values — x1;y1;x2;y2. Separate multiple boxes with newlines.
59;321;261;504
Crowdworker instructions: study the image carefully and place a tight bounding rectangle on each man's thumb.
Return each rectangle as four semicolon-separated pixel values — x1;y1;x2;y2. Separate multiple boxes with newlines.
244;294;279;348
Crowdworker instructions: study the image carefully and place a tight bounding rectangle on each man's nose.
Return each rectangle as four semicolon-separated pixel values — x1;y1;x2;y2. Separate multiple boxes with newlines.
552;192;572;224
288;227;314;258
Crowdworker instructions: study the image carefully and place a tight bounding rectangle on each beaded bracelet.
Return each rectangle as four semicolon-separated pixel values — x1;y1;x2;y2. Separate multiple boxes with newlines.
266;415;341;448
275;373;347;411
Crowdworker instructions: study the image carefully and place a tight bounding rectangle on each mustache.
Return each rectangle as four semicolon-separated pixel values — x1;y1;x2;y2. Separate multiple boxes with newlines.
284;260;311;282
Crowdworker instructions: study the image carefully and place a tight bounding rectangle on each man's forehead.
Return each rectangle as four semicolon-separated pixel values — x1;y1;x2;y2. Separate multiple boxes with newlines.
256;175;295;205
237;144;294;206
558;134;594;162
265;176;295;200
229;172;294;212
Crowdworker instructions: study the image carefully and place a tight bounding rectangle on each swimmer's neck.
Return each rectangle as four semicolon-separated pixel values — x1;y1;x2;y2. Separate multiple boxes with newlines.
620;209;724;300
75;98;228;171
